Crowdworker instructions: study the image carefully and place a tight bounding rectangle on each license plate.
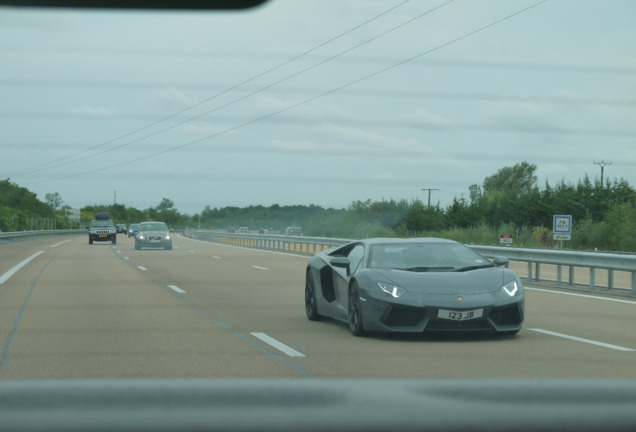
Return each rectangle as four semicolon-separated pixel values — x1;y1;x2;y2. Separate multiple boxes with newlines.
99;235;107;238
150;239;160;243
438;308;483;321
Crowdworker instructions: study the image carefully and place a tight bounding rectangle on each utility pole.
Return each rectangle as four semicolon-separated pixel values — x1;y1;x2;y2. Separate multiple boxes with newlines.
593;161;612;189
421;188;440;208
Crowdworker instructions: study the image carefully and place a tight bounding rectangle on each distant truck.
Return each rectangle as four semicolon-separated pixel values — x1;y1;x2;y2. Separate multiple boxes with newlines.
88;212;117;245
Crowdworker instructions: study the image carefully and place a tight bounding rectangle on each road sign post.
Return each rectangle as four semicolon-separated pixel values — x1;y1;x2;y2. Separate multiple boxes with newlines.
553;215;572;249
499;234;513;245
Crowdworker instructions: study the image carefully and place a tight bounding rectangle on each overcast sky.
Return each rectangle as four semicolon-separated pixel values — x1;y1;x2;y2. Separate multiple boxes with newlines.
1;0;635;215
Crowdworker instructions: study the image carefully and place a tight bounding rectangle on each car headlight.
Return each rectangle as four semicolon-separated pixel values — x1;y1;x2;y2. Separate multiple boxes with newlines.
165;235;171;240
137;235;145;240
502;280;520;297
377;282;407;298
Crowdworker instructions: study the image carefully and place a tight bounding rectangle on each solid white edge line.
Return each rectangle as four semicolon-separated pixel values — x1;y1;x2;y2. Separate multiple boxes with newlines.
525;287;636;305
250;332;305;357
168;285;186;294
0;251;45;284
529;328;634;352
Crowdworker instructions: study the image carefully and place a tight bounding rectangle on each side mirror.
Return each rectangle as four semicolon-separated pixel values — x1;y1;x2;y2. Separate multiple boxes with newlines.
493;256;509;267
330;257;351;276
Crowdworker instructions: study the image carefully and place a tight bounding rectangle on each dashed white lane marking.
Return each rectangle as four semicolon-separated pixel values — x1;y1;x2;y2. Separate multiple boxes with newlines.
168;285;186;294
50;240;71;248
252;266;269;270
250;332;305;357
137;266;147;271
212;256;223;259
0;251;45;284
529;328;634;352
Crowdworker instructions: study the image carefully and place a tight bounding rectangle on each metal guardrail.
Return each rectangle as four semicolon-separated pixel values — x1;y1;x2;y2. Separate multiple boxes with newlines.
185;230;636;294
0;229;85;245
187;229;350;255
471;245;636;294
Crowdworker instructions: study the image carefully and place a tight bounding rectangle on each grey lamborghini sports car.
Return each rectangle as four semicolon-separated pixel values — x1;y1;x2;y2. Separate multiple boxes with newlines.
305;238;524;336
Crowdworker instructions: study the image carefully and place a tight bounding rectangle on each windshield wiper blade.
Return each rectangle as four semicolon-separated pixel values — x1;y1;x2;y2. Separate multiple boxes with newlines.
454;263;495;272
401;266;455;272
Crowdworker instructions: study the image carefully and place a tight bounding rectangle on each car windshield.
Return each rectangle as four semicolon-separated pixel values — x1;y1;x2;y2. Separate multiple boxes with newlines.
368;242;492;271
91;221;114;227
139;223;167;232
1;1;635;429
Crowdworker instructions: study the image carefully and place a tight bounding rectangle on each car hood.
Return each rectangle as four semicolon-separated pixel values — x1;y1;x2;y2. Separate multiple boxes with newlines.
367;267;508;295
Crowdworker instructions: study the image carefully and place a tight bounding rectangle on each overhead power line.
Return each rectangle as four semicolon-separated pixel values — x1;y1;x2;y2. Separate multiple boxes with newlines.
20;0;550;185
5;0;417;178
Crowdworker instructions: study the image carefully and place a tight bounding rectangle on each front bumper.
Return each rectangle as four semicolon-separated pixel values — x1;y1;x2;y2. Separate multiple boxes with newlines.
135;237;172;249
360;291;524;334
89;233;116;242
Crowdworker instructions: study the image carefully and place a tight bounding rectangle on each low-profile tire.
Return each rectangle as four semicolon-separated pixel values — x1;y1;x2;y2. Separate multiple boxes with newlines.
112;237;117;245
165;244;172;250
135;243;140;250
89;238;93;245
305;269;321;321
348;282;366;337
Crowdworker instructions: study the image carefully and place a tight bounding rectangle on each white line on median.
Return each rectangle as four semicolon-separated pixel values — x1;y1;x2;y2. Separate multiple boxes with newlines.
529;328;634;352
0;251;45;284
168;285;186;294
525;287;636;305
252;266;269;270
250;332;305;357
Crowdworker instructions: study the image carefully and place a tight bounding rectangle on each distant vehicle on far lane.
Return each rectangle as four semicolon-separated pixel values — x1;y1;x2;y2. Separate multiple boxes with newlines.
128;223;140;237
116;223;127;233
285;226;303;236
238;227;249;234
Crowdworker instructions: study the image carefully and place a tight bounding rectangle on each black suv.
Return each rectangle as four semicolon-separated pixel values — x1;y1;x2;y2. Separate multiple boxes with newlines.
88;212;117;245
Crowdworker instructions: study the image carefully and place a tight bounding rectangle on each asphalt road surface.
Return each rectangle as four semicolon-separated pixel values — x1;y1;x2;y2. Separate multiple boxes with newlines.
1;234;634;379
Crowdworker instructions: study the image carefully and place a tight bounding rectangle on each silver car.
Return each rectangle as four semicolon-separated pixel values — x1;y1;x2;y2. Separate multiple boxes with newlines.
134;221;172;250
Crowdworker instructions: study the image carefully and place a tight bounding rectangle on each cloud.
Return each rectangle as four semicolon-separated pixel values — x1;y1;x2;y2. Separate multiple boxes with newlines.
399;108;453;127
152;87;196;108
69;105;119;118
